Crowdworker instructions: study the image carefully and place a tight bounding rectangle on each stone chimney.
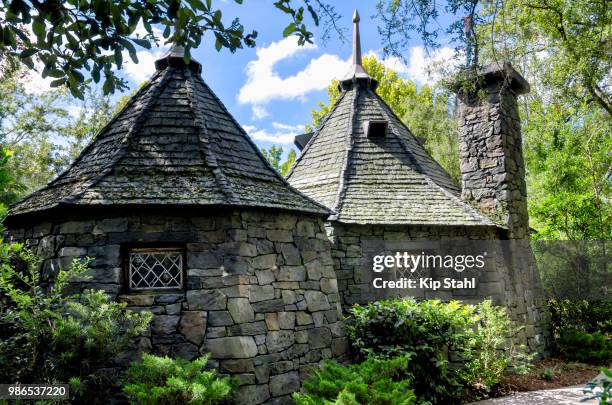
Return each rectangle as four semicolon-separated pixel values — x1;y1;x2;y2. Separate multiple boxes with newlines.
455;62;530;239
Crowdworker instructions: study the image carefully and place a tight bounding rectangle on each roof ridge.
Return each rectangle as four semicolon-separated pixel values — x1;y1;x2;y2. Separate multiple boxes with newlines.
329;88;359;221
186;70;240;204
286;90;349;179
64;68;175;205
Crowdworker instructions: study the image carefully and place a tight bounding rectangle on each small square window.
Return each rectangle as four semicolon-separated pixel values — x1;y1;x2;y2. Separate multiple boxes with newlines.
364;120;388;138
128;248;183;290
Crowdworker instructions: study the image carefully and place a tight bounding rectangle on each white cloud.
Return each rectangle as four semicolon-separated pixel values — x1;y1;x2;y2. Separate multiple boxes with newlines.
272;122;304;132
242;123;301;145
251;105;269;120
238;37;350;115
123;48;168;84
364;47;458;85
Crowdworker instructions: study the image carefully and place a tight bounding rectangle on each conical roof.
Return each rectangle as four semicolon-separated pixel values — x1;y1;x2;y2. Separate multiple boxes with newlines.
286;11;492;226
7;47;329;221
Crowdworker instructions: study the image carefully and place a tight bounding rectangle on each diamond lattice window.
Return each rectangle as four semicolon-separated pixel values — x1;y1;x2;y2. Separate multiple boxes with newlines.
129;248;183;290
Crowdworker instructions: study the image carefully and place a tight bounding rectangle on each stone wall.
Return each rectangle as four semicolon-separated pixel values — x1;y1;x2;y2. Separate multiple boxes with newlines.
327;222;549;353
456;62;530;239
7;208;347;404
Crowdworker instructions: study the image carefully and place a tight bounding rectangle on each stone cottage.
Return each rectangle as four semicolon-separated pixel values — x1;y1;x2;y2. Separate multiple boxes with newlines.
287;11;548;352
4;46;347;403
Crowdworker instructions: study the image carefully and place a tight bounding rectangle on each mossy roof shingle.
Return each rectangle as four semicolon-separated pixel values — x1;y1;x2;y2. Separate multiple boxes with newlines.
7;50;329;220
286;81;494;226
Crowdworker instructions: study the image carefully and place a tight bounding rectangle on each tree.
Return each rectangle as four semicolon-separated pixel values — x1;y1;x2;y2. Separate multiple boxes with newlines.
0;0;341;98
375;0;611;117
261;145;296;177
0;59;118;204
307;55;460;180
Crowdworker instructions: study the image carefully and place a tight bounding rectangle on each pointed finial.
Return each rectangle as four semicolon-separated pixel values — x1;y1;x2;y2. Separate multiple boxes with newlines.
352;9;362;67
339;9;377;91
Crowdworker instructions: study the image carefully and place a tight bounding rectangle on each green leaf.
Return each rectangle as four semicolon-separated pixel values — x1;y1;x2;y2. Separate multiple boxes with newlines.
19;48;38;58
32;18;45;40
131;38;151;49
50;78;65;88
283;23;296;38
307;5;319;26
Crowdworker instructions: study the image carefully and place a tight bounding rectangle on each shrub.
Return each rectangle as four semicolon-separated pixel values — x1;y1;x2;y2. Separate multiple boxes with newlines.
548;299;612;364
122;353;238;405
347;299;531;402
0;241;152;401
293;355;416;405
558;330;612;364
459;301;533;390
548;299;612;336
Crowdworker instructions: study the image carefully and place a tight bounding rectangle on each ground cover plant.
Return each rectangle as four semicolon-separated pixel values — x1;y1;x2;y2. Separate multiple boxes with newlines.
293;355;416;405
122;353;238;405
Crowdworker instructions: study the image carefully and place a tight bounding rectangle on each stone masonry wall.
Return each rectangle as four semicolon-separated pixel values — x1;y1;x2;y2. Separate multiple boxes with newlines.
456;72;529;239
7;209;347;404
327;222;549;353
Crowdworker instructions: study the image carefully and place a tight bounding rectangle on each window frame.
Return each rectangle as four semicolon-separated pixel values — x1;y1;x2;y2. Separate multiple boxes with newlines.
125;246;186;292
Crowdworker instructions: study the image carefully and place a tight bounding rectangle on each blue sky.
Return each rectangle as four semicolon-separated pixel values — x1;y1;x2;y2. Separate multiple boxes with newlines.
25;1;458;158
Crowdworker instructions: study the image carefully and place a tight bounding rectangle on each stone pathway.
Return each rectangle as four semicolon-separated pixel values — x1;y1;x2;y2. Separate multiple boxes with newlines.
469;385;595;404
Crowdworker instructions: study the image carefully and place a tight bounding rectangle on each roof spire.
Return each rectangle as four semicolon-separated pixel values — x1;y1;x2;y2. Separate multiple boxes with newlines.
340;9;376;90
352;9;362;66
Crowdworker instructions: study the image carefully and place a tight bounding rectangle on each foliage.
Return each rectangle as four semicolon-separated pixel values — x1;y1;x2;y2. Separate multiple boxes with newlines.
479;0;611;116
293;355;416;405
347;299;531;401
0;243;152;401
0;0;340;97
459;301;533;390
583;367;612;405
548;299;612;337
548;299;611;364
557;330;611;364
307;55;460;180
122;353;238;405
261;145;297;177
539;367;556;382
522;101;611;241
0;60;120;203
348;299;468;401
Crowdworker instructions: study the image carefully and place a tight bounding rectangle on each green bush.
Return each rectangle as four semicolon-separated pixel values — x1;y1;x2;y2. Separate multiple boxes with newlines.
122;353;238;405
293;355;416;405
347;299;531;402
348;299;472;402
459;301;533;390
548;299;612;336
558;329;612;364
0;241;152;401
548;299;612;364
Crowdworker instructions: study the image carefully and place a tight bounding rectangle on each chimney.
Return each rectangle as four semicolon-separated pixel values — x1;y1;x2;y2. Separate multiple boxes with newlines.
455;62;530;239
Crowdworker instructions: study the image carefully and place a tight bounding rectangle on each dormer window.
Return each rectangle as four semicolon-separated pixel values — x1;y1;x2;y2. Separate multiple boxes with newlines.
128;247;184;290
364;120;388;138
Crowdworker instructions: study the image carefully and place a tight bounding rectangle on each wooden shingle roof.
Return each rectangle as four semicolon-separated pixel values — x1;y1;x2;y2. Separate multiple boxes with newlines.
7;47;329;220
286;12;493;226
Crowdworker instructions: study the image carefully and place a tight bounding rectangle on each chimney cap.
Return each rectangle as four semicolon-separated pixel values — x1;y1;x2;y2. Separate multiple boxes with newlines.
479;61;530;95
